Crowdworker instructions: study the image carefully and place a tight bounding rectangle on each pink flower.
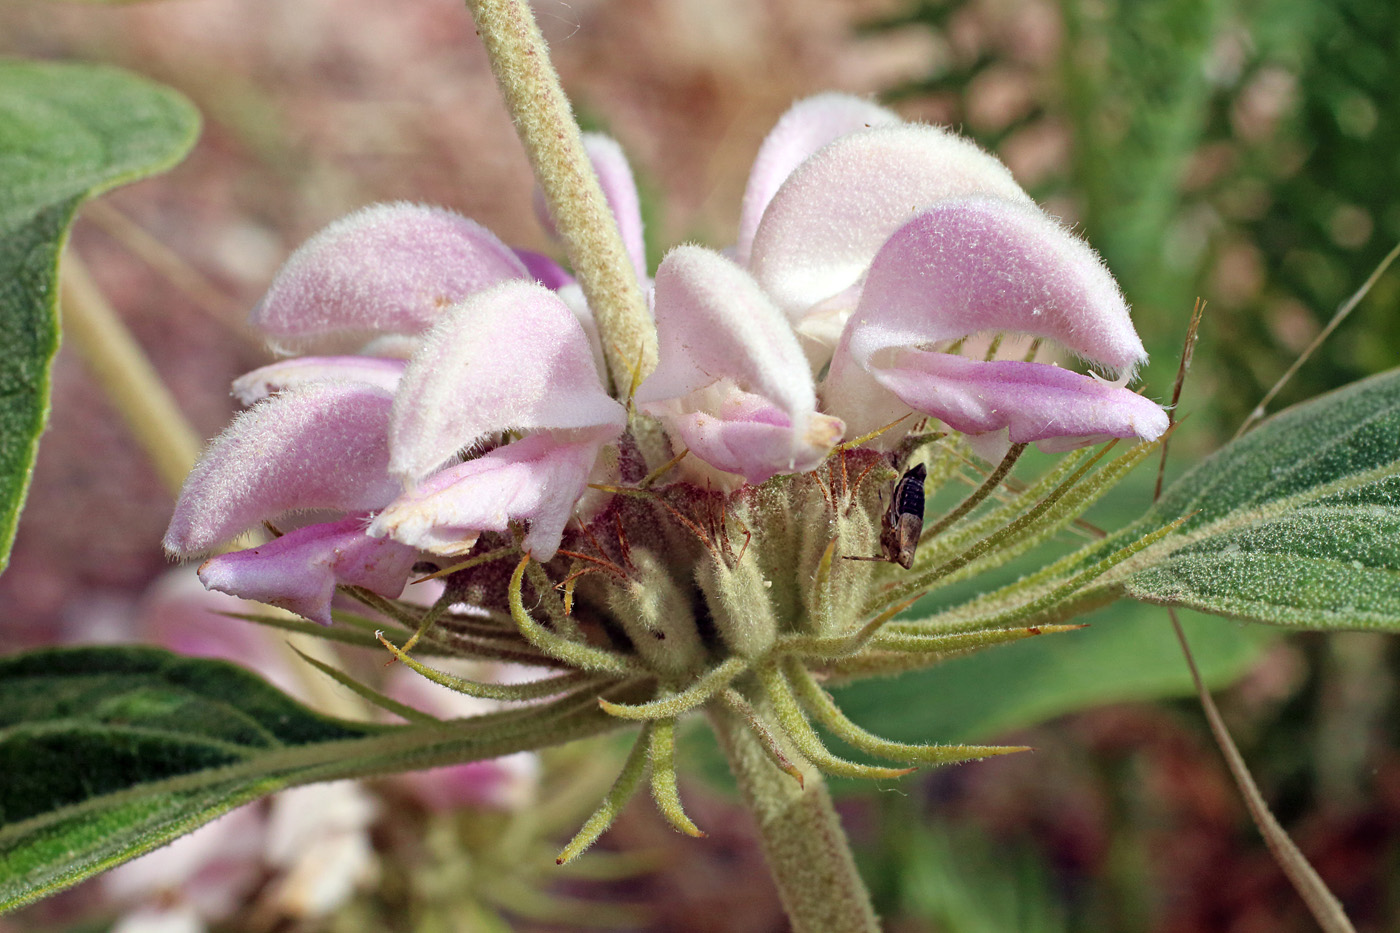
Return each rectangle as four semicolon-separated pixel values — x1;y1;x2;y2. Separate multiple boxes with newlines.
680;93;1169;454
366;280;628;559
635;246;844;485
163;201;615;622
165;96;1165;626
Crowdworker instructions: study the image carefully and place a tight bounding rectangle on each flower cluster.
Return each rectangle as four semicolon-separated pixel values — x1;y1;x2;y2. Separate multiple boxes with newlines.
165;93;1165;627
164;93;1168;851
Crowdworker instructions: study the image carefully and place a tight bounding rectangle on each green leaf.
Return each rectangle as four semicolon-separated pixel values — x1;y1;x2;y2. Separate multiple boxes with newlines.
0;646;624;912
0;59;200;573
1117;369;1400;629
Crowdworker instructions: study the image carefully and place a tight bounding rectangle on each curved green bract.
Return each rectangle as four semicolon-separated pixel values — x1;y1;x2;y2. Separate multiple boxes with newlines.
0;647;623;912
1120;369;1400;629
831;602;1273;748
0;59;200;573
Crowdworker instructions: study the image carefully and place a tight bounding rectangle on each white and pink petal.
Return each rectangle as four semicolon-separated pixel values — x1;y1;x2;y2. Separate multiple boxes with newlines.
865;352;1168;447
666;390;843;484
637;247;842;482
388;281;626;481
232;356;405;405
749;124;1032;321
851;196;1147;376
736;93;900;264
251;203;528;342
371;431;609;561
824;195;1165;448
165;382;401;555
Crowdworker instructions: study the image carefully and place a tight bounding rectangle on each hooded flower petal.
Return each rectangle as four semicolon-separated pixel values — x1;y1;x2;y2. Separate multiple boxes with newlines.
736;93;900;264
849;196;1147;375
232;356;405;405
748;123;1032;321
251;203;528;341
198;518;420;626
388;280;626;481
825;196;1165;446
165;382;401;555
371;431;609;561
637;246;843;483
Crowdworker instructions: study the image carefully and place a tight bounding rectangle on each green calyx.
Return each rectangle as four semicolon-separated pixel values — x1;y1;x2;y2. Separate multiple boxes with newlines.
313;432;1167;856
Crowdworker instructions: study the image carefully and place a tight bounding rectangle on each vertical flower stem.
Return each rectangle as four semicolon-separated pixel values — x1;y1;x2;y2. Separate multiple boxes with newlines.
462;0;657;392
709;701;880;933
59;251;202;497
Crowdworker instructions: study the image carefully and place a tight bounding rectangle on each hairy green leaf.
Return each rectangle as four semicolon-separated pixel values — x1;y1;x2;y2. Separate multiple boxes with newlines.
0;59;200;573
1116;369;1400;629
0;647;624;912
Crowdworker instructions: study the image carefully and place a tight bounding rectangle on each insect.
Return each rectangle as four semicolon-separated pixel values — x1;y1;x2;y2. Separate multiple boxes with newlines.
846;462;926;570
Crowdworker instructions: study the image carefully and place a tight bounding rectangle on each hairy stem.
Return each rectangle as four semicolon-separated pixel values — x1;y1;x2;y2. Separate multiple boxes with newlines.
462;0;657;391
709;701;879;933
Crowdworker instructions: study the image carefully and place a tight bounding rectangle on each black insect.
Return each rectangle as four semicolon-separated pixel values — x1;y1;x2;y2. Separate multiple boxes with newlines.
847;463;926;570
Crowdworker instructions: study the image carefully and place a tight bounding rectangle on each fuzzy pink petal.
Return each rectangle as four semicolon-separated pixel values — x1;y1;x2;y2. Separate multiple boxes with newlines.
850;196;1147;375
668;394;843;484
165;383;400;555
252;203;528;340
389;281;625;481
198;518;419;625
371;432;605;561
749;124;1032;318
871;352;1169;445
232;356;405;405
736;93;900;264
637;247;843;479
638;247;815;409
